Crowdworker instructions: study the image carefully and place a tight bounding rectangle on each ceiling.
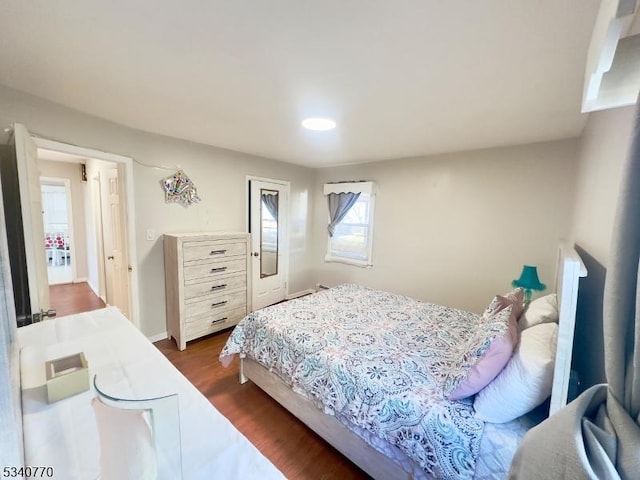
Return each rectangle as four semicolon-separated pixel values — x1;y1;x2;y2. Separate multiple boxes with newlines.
0;1;602;167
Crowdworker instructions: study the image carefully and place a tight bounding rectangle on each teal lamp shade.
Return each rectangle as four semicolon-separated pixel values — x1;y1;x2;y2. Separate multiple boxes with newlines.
512;265;546;302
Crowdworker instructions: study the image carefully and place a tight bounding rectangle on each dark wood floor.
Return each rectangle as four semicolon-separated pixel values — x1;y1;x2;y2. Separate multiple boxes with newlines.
155;331;371;480
49;282;106;317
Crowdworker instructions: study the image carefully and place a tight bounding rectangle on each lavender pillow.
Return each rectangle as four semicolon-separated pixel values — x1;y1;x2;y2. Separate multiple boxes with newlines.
445;304;518;400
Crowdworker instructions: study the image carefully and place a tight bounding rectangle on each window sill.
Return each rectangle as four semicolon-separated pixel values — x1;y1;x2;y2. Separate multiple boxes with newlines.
324;255;372;268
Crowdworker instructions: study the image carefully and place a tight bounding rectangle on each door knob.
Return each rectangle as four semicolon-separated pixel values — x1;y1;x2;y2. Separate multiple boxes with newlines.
253;252;259;257
107;255;115;260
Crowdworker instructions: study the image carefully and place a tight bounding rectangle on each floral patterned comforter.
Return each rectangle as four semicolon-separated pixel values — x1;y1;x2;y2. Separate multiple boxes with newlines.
220;284;487;479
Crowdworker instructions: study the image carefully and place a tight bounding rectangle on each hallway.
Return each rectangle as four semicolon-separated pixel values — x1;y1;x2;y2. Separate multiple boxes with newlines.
49;282;106;317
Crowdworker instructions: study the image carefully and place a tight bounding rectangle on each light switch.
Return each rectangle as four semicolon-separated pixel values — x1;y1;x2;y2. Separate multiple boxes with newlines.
146;229;156;241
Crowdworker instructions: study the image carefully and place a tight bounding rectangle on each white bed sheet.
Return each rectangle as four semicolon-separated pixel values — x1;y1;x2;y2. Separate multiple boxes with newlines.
473;414;537;479
18;307;284;480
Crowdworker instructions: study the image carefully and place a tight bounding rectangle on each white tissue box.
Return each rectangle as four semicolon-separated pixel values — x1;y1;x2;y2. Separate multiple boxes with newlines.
45;352;89;403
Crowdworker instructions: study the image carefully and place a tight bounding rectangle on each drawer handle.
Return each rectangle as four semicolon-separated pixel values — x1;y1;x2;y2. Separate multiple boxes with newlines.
210;267;228;273
211;283;227;291
211;317;228;325
211;300;228;308
210;249;227;255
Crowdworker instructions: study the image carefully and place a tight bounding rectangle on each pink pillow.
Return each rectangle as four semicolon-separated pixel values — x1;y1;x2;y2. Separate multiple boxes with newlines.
447;305;518;400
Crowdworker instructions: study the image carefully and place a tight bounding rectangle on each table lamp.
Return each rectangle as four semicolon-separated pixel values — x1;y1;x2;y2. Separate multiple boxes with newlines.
512;265;546;303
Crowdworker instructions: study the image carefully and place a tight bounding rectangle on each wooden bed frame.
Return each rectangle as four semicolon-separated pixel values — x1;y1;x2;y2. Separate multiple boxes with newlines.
241;357;411;479
239;241;587;479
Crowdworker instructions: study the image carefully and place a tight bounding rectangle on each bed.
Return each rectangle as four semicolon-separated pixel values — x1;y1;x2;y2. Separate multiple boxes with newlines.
220;242;587;479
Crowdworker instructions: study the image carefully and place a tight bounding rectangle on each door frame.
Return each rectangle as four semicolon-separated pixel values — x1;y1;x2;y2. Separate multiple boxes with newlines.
245;175;290;308
33;137;140;329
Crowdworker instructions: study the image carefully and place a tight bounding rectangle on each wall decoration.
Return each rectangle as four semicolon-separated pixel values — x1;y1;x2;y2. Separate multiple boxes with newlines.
161;169;200;206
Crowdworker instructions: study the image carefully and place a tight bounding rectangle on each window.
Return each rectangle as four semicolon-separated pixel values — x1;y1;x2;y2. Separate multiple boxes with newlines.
324;182;376;267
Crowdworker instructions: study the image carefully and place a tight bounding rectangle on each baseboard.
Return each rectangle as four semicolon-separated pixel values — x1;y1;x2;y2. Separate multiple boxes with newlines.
147;331;168;343
315;283;331;290
74;277;89;284
286;288;316;300
86;280;100;298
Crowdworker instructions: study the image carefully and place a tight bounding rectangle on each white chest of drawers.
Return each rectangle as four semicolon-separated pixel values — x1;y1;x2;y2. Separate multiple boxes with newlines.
163;233;251;350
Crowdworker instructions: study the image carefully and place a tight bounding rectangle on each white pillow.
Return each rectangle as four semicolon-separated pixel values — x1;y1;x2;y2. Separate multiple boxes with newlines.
91;398;158;480
518;294;558;330
473;322;558;423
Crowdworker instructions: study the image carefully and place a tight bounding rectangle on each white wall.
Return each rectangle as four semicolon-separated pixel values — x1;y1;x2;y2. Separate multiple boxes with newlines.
311;140;580;314
38;159;89;281
572;105;637;264
4;79;631;346
0;85;316;337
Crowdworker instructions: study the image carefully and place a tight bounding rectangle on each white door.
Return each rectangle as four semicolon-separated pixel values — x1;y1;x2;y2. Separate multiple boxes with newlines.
100;167;131;318
12;124;50;318
249;179;289;310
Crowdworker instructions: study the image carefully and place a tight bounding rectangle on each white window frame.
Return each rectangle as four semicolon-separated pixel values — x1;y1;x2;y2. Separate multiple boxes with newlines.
324;181;376;268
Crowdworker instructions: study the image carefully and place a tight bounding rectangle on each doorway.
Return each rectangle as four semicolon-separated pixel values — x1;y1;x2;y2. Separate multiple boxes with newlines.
5;125;138;325
41;178;73;285
27;129;139;327
35;149;133;321
248;177;289;310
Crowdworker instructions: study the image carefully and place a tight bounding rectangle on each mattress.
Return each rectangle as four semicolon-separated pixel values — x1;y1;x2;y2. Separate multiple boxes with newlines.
18;307;284;480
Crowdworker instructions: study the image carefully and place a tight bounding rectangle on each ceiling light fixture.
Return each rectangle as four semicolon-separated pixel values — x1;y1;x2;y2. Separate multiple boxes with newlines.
302;117;336;131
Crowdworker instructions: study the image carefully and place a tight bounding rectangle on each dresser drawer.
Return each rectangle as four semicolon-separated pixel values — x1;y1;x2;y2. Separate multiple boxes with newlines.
185;306;247;340
184;273;246;302
183;240;246;263
185;290;247;319
183;258;246;283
